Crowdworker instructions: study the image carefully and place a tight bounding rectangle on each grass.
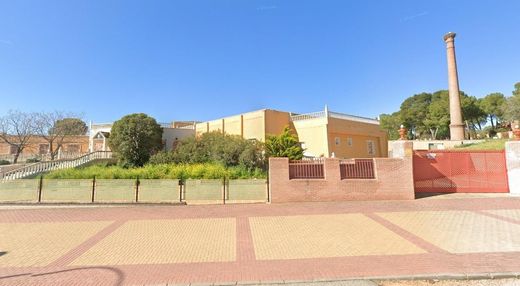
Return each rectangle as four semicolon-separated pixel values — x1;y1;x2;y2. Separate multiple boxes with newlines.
44;162;266;180
453;139;509;151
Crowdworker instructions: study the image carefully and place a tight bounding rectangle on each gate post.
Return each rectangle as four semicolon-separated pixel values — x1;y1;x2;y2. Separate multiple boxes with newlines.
505;141;520;195
390;141;414;199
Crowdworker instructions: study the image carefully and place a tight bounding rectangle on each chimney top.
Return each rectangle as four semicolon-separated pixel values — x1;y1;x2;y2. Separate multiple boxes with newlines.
443;32;456;42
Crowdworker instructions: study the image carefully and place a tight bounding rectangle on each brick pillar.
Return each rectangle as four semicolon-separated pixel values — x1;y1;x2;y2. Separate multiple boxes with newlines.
324;158;340;181
268;157;289;202
390;141;413;159
505;141;520;195
389;140;414;199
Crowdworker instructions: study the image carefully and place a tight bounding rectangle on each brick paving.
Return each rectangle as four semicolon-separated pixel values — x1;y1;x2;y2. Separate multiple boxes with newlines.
0;195;519;285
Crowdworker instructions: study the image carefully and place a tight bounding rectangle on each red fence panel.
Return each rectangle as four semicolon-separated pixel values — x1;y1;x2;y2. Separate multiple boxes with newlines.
413;150;509;193
340;159;375;179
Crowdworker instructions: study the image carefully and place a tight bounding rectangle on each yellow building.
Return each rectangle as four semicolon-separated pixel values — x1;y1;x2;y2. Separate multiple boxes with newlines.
196;107;388;158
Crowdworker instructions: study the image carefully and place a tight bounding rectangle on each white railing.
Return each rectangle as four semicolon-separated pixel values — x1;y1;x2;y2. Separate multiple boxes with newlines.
328;112;380;125
0;151;113;181
290;111;326;121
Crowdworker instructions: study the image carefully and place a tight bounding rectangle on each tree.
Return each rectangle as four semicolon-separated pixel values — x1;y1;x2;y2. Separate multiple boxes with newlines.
503;82;520;124
0;110;37;164
399;92;432;139
34;112;88;160
108;113;163;167
480;93;506;129
514;82;520;96
424;91;450;139
265;127;304;160
379;112;401;140
461;94;487;136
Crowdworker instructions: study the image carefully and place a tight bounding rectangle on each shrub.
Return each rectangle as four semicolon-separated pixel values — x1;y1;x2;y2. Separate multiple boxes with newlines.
108;113;163;167
44;162;267;180
149;151;176;165
0;160;10;165
265;126;304;160
153;131;266;169
26;158;40;163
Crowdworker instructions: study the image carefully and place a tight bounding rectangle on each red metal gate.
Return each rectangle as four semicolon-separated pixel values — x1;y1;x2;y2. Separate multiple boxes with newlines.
413;150;509;193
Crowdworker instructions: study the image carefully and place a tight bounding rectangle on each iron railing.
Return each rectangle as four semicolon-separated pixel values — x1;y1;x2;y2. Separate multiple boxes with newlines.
340;159;375;179
289;159;325;179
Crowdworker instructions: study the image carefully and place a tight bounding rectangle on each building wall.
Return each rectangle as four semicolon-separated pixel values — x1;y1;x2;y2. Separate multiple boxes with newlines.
264;110;292;137
195;109;285;141
268;141;413;203
194;108;389;158
223;115;243;137
326;117;388;158
292;117;329;157
0;136;89;156
90;123;195;152
242;110;267;141
161;128;196;151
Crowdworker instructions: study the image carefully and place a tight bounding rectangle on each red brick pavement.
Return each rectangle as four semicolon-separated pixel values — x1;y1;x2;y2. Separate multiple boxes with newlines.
0;196;520;285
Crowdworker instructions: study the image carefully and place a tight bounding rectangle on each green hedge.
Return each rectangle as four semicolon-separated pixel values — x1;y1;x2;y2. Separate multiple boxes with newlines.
44;163;266;180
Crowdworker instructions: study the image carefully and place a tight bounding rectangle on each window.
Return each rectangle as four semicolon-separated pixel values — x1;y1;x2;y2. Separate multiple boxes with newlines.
347;137;353;147
335;137;340;145
367;140;376;156
66;144;80;153
39;144;50;155
9;145;19;155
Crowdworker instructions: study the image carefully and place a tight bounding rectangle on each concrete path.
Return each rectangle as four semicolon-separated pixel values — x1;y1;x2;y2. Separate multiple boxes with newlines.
1;195;520;285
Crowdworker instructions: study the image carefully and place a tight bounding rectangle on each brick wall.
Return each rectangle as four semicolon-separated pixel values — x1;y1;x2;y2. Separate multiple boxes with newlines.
268;141;414;203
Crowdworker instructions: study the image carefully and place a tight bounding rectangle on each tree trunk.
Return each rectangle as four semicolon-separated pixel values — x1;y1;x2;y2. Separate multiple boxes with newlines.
50;142;55;161
13;150;21;164
490;116;495;129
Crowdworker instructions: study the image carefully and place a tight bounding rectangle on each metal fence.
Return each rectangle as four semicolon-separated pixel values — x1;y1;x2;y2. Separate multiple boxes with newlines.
413;150;509;193
340;159;375;179
288;159;325;179
0;178;268;204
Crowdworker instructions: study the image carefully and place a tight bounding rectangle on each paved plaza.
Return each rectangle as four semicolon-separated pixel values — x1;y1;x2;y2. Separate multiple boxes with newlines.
1;195;520;285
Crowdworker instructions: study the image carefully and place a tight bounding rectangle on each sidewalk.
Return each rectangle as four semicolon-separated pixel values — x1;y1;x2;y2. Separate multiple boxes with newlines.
0;195;520;285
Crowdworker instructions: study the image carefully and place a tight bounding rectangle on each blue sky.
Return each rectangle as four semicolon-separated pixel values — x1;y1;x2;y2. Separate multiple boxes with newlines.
0;0;518;123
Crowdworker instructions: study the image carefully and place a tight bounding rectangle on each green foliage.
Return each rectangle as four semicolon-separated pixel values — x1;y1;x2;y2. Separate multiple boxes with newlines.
514;82;520;96
45;163;266;180
424;91;450;139
150;131;265;170
50;118;88;135
108;113;163;167
265;126;304;160
379;112;401;140
503;83;520;123
26;158;40;163
454;139;508;151
399;92;432;138
480;93;506;129
0;160;10;165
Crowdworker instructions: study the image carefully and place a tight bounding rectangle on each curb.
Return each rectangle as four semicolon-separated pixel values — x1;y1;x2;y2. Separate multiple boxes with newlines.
163;272;520;286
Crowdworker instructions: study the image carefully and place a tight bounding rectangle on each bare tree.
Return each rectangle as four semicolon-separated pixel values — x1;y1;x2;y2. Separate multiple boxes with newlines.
0;110;37;164
34;111;88;160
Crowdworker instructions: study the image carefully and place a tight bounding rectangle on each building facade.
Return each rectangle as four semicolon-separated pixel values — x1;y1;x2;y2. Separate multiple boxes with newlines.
0;135;89;163
89;121;196;152
196;107;388;158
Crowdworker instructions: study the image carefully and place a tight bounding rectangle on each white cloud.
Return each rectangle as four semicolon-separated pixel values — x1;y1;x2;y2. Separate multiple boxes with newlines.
401;11;429;22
